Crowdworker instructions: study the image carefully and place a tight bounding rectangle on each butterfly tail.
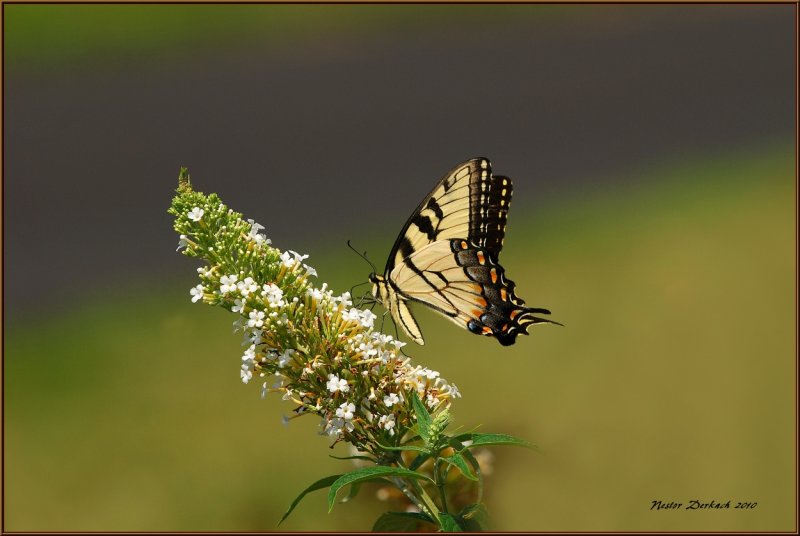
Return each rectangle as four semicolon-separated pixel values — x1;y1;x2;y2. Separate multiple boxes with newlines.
496;307;563;346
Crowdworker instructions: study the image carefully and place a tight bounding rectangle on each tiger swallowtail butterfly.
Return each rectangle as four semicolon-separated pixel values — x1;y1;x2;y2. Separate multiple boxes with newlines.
369;158;559;346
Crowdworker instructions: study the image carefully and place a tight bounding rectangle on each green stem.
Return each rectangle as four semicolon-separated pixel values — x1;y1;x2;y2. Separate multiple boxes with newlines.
409;479;441;526
435;459;449;513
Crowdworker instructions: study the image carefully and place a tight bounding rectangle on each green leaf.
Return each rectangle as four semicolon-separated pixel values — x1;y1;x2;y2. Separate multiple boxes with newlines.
454;432;538;451
439;512;463;532
458;503;489;531
410;391;432;446
376;443;430;454
451;441;484;502
327;466;434;512
328;454;377;463
372;511;435;532
341;481;362;503
279;474;342;525
442;453;478;481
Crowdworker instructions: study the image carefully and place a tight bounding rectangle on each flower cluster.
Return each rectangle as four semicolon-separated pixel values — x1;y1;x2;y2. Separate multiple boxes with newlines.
169;176;460;453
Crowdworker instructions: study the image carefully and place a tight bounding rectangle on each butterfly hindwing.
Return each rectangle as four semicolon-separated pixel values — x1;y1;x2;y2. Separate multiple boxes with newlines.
468;172;512;259
389;240;554;346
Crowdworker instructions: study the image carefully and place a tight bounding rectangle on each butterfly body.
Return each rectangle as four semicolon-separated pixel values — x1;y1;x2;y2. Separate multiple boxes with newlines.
370;158;558;346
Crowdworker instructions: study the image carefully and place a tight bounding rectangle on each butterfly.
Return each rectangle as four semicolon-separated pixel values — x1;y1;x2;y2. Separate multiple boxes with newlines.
368;157;559;346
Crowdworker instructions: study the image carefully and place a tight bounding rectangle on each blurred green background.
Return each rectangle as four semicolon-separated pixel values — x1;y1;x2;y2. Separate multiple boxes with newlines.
3;4;795;532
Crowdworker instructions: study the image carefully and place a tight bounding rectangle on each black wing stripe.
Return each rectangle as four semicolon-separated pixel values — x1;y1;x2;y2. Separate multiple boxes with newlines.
396;243;459;314
411;214;438;241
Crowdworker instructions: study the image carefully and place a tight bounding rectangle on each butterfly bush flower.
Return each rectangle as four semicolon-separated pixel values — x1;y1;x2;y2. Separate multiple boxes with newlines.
169;173;461;454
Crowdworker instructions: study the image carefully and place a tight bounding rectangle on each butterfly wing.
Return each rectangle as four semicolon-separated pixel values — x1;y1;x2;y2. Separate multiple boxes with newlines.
384;158;511;273
388;240;556;346
373;275;425;345
378;157;557;345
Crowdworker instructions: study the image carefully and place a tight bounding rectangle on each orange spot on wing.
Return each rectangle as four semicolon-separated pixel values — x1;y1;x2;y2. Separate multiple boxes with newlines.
500;288;508;301
509;309;521;320
475;297;487;308
481;326;493;335
490;269;498;283
460;240;468;250
471;309;483;319
477;251;485;265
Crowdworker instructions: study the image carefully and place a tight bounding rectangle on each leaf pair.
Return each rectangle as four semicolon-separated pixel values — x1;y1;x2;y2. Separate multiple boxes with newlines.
279;466;432;526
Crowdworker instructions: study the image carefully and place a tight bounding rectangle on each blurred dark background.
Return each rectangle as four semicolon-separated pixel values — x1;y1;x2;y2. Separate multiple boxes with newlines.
3;4;796;531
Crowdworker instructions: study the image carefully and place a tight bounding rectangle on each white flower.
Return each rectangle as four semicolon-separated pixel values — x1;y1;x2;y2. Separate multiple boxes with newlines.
303;264;318;277
247;219;272;246
220;274;238;294
245;329;262;345
418;368;440;380
280;250;309;268
278;349;294;368
426;393;438;408
188;207;204;221
326;374;350;393
242;344;257;362
237;277;258;296
261;283;284;308
248;219;264;234
336;402;356;421
334;292;353;308
357;340;378;357
280;251;295;267
291;250;309;262
189;284;204;303
240;363;253;384
447;384;462;398
343;308;362;323
379;414;396;436
383;393;400;407
247;310;266;328
232;298;245;313
176;234;189;251
307;286;325;301
359;309;377;328
325;418;352;436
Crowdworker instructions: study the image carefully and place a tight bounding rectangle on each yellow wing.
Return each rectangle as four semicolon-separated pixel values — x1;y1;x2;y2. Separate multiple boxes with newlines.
376;157;558;346
385;158;511;273
390;240;558;346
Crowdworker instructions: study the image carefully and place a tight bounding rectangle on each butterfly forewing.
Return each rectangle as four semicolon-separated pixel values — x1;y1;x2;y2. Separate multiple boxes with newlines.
388;159;492;272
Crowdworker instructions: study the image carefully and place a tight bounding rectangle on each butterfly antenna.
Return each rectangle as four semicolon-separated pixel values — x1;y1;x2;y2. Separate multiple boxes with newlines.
347;240;378;274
